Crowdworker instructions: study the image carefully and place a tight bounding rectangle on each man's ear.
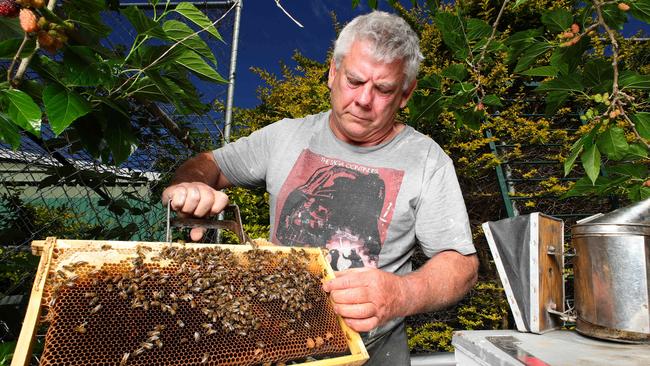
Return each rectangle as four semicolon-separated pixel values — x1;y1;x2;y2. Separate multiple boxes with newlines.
328;58;337;89
400;79;417;109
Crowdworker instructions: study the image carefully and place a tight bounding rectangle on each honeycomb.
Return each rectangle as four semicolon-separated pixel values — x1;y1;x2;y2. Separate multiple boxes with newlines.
38;243;352;366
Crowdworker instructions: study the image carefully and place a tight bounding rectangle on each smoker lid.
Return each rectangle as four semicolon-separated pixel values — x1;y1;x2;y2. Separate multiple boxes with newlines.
572;198;650;236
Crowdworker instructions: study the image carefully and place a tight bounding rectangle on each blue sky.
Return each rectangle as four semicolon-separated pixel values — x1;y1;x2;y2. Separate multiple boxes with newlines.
219;1;649;109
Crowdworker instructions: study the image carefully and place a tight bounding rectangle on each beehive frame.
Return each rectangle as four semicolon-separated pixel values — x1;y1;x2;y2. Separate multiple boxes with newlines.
12;238;368;366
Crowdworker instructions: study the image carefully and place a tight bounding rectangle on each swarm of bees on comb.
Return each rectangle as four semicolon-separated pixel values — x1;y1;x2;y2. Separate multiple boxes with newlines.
40;244;348;366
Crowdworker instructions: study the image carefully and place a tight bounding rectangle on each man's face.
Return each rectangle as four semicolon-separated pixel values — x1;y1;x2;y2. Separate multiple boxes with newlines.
328;40;416;146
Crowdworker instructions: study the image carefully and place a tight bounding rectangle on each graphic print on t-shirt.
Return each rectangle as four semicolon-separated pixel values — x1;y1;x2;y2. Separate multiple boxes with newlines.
274;149;404;270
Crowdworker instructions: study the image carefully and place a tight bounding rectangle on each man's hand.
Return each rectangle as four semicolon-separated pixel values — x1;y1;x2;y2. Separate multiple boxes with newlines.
162;182;229;241
322;267;406;332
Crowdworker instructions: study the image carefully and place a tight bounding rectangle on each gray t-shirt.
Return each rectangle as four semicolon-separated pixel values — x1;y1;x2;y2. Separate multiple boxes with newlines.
213;110;474;342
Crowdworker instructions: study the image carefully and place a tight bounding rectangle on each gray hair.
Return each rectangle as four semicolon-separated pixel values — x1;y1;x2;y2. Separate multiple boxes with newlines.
333;11;423;90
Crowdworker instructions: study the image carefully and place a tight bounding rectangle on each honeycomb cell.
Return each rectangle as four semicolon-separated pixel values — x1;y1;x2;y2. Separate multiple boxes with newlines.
39;245;350;366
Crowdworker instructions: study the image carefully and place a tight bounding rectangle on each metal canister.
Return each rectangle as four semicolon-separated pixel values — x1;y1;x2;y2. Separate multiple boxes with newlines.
572;198;650;343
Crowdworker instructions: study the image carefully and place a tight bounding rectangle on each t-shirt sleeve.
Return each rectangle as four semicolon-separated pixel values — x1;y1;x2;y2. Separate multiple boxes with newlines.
415;153;475;257
212;125;273;188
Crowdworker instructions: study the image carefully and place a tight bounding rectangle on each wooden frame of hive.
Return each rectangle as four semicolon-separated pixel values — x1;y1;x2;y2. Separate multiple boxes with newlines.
12;237;369;366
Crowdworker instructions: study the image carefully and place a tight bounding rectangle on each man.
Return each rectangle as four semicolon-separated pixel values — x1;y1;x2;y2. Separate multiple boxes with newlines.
163;11;478;365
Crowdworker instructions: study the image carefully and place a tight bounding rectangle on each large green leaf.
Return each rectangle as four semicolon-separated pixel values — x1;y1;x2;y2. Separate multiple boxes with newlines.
0;38;36;60
0;112;21;149
583;59;613;91
562;176;601;198
42;84;92;136
550;35;591;75
632;112;650;140
174;2;224;42
482;94;502;107
62;46;114;88
123;6;166;39
519;66;559;77
466;18;492;41
608;163;648;179
564;134;588;176
418;74;441;90
163;20;217;65
541;8;573;32
513;0;529;8
623;143;649;159
514;42;552;72
434;12;468;60
581;143;601;184
629;184;650;202
453;109;485;130
620;71;650;90
630;0;650;23
4;89;41;136
536;74;584;93
441;64;468;81
596;126;629;160
174;49;226;83
104;112;137;165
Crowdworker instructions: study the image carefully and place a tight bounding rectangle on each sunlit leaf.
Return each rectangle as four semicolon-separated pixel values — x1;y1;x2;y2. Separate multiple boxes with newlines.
466;18;492;41
583;59;613;92
601;3;627;30
630;0;650;23
441;64;468;81
0;38;36;59
123;6;166;39
596;126;629;160
514;42;552;72
4;89;41;136
434;12;468;60
174;2;223;42
581;143;601;184
163;20;217;65
620;71;650;90
482;94;502;107
42;84;91;136
174;49;226;83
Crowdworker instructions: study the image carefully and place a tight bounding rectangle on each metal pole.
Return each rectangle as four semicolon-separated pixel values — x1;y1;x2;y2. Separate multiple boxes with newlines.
223;0;242;144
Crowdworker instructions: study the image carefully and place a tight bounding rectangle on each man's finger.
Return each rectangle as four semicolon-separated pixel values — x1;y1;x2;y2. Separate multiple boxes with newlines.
323;269;371;292
329;287;369;305
210;190;229;215
181;186;201;215
332;302;376;319
190;227;206;242
342;317;379;333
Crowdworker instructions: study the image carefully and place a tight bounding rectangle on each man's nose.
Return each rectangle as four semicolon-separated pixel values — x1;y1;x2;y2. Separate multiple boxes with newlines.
355;84;373;109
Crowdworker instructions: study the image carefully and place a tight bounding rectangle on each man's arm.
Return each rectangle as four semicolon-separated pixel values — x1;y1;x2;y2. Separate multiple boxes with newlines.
323;250;478;332
162;152;232;241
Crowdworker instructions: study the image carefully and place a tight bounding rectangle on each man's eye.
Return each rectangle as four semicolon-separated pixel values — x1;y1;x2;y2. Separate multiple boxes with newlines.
347;78;362;86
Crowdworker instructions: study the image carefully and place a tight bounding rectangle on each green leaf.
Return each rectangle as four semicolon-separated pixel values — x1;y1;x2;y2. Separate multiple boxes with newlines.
514;42;552;72
513;0;529;8
0;112;21;149
564;135;587;176
418;74;441;90
174;49;226;83
601;4;628;30
104;113;137;165
62;46;113;88
163;20;217;65
562;176;600;198
482;94;502;107
583;59;613;92
535;74;584;93
624;143;649;159
519;66;559;77
620;71;650;90
368;0;378;8
453;109;484;130
466;18;492;41
596;126;629;160
42;84;92;136
0;38;36;59
550;35;590;75
632;112;650;140
352;0;360;8
122;6;166;39
434;12;468;60
629;184;650;202
581;143;601;184
630;0;650;23
4;89;41;136
541;9;573;32
441;64;468;81
174;2;223;42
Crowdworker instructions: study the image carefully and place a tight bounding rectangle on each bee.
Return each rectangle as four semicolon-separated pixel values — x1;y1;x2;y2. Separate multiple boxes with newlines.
176;319;185;328
286;329;295;336
84;292;97;298
106;284;114;292
304;322;311;329
179;337;188;344
201;352;209;364
90;304;102;314
306;337;315;349
73;261;88;267
140;342;153;350
325;331;334;341
101;244;112;250
155;339;163;348
194;331;200;342
133;347;145;357
74;322;87;334
254;348;263;357
206;328;217;336
120;352;129;366
88;297;99;307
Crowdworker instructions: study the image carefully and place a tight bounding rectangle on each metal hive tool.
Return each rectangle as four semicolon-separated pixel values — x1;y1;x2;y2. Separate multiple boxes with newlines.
12;239;368;366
